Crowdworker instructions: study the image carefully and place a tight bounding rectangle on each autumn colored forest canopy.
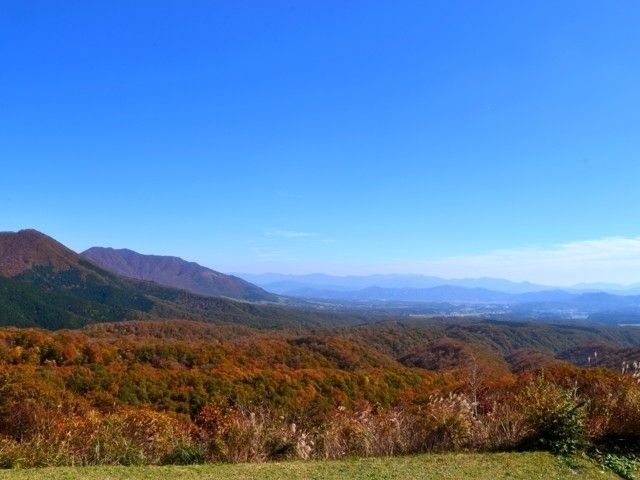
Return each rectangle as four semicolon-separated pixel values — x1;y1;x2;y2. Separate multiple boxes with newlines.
0;317;639;468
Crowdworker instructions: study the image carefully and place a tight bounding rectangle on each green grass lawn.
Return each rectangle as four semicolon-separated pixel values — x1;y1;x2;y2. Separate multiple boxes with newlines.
0;452;623;480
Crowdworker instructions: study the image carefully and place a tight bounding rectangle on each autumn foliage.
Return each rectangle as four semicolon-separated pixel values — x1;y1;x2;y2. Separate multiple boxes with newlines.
0;320;637;467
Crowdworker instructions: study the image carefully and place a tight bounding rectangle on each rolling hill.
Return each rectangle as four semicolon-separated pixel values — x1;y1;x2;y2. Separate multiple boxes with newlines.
82;247;275;301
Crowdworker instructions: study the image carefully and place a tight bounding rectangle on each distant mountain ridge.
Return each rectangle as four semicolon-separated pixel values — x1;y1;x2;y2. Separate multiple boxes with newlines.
236;272;640;320
239;272;640;296
238;273;554;295
284;285;513;304
83;247;275;302
246;281;640;308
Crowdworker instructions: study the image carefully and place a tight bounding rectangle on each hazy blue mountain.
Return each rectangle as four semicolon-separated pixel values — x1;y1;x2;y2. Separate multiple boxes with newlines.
239;273;640;297
286;285;513;303
237;273;553;294
512;290;577;303
237;277;640;319
570;283;640;295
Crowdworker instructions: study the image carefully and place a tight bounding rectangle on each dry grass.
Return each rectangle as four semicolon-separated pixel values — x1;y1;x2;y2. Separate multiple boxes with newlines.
0;452;622;480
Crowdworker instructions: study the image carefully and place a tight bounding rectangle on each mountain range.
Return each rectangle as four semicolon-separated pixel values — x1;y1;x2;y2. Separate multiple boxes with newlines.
237;272;640;320
268;284;640;312
238;273;553;294
0;229;342;330
3;229;640;330
239;272;640;297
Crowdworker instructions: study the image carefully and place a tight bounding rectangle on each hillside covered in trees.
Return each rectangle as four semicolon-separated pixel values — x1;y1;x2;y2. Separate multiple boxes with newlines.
0;318;637;469
0;230;370;330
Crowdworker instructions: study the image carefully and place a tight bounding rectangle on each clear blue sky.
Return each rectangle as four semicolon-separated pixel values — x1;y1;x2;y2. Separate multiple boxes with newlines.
2;1;640;283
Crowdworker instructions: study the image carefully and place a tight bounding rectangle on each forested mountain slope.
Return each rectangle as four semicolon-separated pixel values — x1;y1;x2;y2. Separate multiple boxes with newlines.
83;246;275;301
0;230;359;329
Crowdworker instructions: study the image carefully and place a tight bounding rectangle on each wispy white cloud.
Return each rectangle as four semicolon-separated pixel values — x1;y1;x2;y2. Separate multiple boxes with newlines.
250;246;287;261
240;235;640;286
414;236;640;285
265;228;317;238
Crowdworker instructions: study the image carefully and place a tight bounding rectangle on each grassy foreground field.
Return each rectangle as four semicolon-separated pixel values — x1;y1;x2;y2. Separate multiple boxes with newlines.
0;453;622;480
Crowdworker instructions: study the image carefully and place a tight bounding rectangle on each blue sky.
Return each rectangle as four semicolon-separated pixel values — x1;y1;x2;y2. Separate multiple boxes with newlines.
2;1;640;284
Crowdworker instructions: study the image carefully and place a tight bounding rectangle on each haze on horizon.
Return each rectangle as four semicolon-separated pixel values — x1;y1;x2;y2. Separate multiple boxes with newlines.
2;1;639;286
233;235;640;288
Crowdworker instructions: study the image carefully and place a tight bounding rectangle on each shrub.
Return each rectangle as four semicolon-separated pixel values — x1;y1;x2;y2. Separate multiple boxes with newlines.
316;407;376;459
194;404;304;462
517;377;587;455
161;443;206;465
597;453;639;480
589;377;640;450
422;393;474;451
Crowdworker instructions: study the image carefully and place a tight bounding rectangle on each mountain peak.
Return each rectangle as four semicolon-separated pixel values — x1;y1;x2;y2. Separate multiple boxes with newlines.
0;229;81;277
